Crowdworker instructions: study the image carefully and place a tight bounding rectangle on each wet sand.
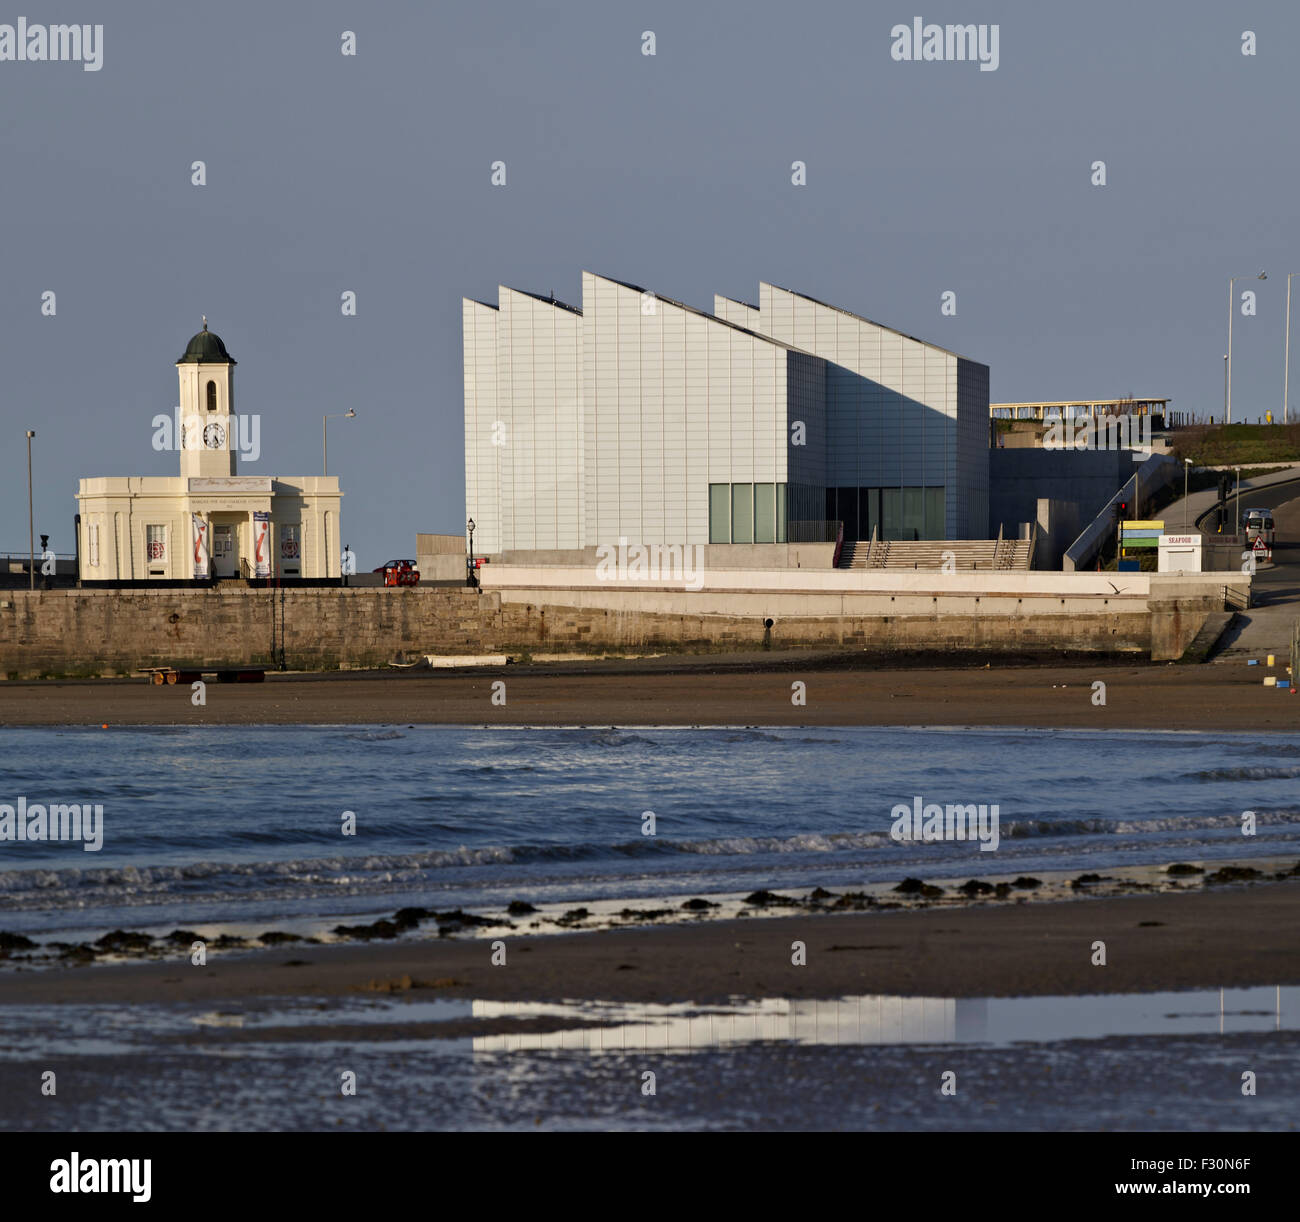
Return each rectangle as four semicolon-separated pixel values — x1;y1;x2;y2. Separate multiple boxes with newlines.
1;652;1298;729
5;879;1299;1012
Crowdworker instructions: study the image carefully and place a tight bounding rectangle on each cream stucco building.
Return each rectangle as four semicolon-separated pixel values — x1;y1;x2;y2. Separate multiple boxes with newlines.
76;323;343;581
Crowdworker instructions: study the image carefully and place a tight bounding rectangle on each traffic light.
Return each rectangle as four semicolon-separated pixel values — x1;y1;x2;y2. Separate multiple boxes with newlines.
1117;500;1128;522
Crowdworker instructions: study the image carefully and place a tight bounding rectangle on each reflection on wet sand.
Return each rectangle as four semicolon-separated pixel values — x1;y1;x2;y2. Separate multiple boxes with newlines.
470;986;1295;1054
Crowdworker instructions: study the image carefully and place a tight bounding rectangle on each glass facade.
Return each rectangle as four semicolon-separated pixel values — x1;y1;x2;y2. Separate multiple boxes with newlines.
710;483;790;544
825;486;945;541
711;482;946;543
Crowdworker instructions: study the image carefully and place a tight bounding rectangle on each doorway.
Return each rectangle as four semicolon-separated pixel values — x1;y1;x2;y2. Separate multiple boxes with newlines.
212;523;238;577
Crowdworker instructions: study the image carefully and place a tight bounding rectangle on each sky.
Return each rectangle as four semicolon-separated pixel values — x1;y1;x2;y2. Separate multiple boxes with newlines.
2;0;1297;566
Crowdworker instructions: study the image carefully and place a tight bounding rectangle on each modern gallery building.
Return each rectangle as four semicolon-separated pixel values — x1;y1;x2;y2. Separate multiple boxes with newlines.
464;273;989;557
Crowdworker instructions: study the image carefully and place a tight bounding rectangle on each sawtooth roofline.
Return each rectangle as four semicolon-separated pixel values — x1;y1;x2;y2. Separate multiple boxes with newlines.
467;275;983;367
759;281;983;366
584;271;819;356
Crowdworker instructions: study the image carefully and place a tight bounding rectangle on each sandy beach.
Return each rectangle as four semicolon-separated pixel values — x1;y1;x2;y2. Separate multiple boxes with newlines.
5;877;1299;1014
1;652;1297;729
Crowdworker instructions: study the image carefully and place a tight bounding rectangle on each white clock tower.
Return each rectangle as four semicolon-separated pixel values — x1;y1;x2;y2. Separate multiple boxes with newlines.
177;318;237;478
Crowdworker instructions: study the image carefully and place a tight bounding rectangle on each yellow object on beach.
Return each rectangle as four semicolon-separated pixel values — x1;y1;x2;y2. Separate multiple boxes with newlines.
1267;655;1275;667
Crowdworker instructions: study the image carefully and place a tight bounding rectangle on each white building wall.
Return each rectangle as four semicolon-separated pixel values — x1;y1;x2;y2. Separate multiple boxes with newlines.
462;299;500;554
713;295;761;331
582;272;809;547
495;289;583;550
747;283;986;539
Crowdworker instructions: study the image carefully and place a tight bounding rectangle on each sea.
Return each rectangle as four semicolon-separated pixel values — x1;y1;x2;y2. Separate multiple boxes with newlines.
1;722;1297;938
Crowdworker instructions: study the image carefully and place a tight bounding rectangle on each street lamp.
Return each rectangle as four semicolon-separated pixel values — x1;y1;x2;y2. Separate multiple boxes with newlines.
1284;273;1297;425
1234;465;1241;538
1223;355;1228;423
25;430;35;590
1228;271;1267;424
466;517;476;587
322;409;356;475
1184;458;1193;527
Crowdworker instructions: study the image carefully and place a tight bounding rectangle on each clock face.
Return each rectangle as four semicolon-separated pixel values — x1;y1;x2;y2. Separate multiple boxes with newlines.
203;422;226;449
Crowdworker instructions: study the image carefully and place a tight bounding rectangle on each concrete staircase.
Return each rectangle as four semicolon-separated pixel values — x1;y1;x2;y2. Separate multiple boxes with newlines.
839;538;1033;571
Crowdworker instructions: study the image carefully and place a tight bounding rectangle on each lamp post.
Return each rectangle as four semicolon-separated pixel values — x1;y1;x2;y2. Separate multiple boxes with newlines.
1223;355;1228;423
466;517;476;587
1285;273;1296;425
26;430;35;590
1184;458;1193;528
1234;465;1241;538
1228;271;1267;424
322;409;356;475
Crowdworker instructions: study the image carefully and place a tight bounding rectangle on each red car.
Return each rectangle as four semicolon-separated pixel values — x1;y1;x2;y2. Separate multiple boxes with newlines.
373;558;420;587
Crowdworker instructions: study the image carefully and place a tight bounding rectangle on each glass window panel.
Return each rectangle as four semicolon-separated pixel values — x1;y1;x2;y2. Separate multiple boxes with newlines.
925;487;946;539
836;487;859;541
777;484;787;543
709;484;731;544
863;488;880;540
881;488;903;540
754;483;776;544
731;484;753;544
902;487;924;540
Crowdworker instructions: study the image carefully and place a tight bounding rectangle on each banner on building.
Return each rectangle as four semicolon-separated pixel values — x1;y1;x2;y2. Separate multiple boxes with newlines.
191;514;209;579
252;511;271;577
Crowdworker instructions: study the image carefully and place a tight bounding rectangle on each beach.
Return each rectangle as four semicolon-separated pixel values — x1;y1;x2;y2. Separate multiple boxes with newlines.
0;652;1297;729
3;680;1298;1133
4;876;1300;1011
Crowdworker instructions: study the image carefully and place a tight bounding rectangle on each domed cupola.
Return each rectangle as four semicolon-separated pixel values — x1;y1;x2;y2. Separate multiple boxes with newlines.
178;318;236;365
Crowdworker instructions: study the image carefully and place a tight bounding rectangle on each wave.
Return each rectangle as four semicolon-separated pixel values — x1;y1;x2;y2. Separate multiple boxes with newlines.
1189;765;1300;782
3;809;1298;900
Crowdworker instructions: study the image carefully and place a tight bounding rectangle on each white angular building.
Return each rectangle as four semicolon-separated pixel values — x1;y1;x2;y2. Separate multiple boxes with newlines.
76;324;343;581
464;273;988;558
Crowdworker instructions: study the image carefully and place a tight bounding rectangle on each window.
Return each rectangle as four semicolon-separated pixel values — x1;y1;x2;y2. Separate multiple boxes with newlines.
206;380;217;412
902;487;925;540
713;483;794;544
731;484;753;544
754;484;776;544
280;524;301;574
709;485;730;544
925;487;946;538
88;521;100;568
146;525;167;562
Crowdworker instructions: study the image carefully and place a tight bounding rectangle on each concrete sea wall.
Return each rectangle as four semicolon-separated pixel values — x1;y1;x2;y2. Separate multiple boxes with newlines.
0;570;1240;678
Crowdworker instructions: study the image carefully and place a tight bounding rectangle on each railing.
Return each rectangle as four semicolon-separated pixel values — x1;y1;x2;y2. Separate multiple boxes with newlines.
1063;453;1176;571
1;551;76;571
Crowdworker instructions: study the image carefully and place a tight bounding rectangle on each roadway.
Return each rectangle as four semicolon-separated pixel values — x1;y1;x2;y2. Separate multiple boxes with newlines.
1191;477;1300;659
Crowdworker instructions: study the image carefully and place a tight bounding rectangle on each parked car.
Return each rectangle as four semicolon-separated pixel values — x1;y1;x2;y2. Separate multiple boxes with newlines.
372;558;420;587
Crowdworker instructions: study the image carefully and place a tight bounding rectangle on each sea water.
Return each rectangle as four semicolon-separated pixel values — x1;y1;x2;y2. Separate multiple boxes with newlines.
0;724;1297;936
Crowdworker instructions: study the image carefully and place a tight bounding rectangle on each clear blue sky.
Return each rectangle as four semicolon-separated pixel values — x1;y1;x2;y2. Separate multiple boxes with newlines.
2;1;1296;565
